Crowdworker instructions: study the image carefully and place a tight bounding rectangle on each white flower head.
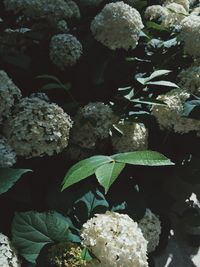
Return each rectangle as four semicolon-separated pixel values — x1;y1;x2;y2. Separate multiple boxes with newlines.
151;89;200;135
49;34;82;70
56;20;69;33
162;3;188;28
180;15;200;57
162;0;190;12
91;1;144;50
139;209;162;253
145;5;168;21
152;89;190;131
67;0;81;19
178;65;200;96
0;233;21;267
173;117;200;135
81;211;148;267
71;102;114;149
0;70;21;124
80;102;114;139
0;136;16;168
191;7;200;16
3;0;79;22
3;96;73;158
111;120;148;152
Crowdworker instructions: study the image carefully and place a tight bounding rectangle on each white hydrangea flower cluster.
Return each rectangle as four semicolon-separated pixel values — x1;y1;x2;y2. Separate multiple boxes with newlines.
3;0;79;22
191;7;200;16
145;5;168;21
91;1;144;50
162;0;190;11
0;136;16;168
0;70;21;124
178;65;200;96
161;3;188;28
180;15;200;57
138;209;162;253
111;120;148;152
0;233;21;267
3;96;73;158
152;89;189;130
152;89;200;134
173;117;200;135
79;102;114;139
81;211;148;267
71;102;114;149
56;20;69;33
70;122;97;150
67;0;81;20
49;34;82;70
29;92;50;101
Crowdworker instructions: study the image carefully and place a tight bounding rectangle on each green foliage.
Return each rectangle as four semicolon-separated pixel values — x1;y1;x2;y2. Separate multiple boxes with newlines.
71;189;109;225
62;151;174;193
112;151;173;165
62;155;113;191
1;0;200;265
182;98;200;119
95;162;125;193
136;69;179;88
0;168;32;195
36;74;71;92
12;211;72;263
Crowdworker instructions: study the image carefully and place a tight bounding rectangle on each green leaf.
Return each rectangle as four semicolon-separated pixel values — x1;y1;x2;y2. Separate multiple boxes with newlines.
95;162;125;193
136;77;146;85
148;70;171;81
35;75;61;83
146;80;179;88
62;155;113;191
125;57;151;63
182;100;200;117
131;98;166;106
75;189;109;218
111;124;124;136
146;21;168;31
12;211;70;263
0;168;32;195
112;151;174;166
136;70;171;84
81;248;93;261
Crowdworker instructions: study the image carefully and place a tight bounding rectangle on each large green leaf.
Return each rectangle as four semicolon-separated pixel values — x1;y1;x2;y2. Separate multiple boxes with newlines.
112;151;174;166
146;21;168;31
136;69;171;84
0;168;32;195
148;70;171;81
131;98;166;106
62;155;113;191
73;189;109;223
146;80;179;88
95;162;125;193
36;74;61;83
12;211;70;263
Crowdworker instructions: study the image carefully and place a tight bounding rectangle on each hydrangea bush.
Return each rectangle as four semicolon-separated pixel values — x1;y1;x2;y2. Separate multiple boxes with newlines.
0;0;200;266
81;212;148;267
